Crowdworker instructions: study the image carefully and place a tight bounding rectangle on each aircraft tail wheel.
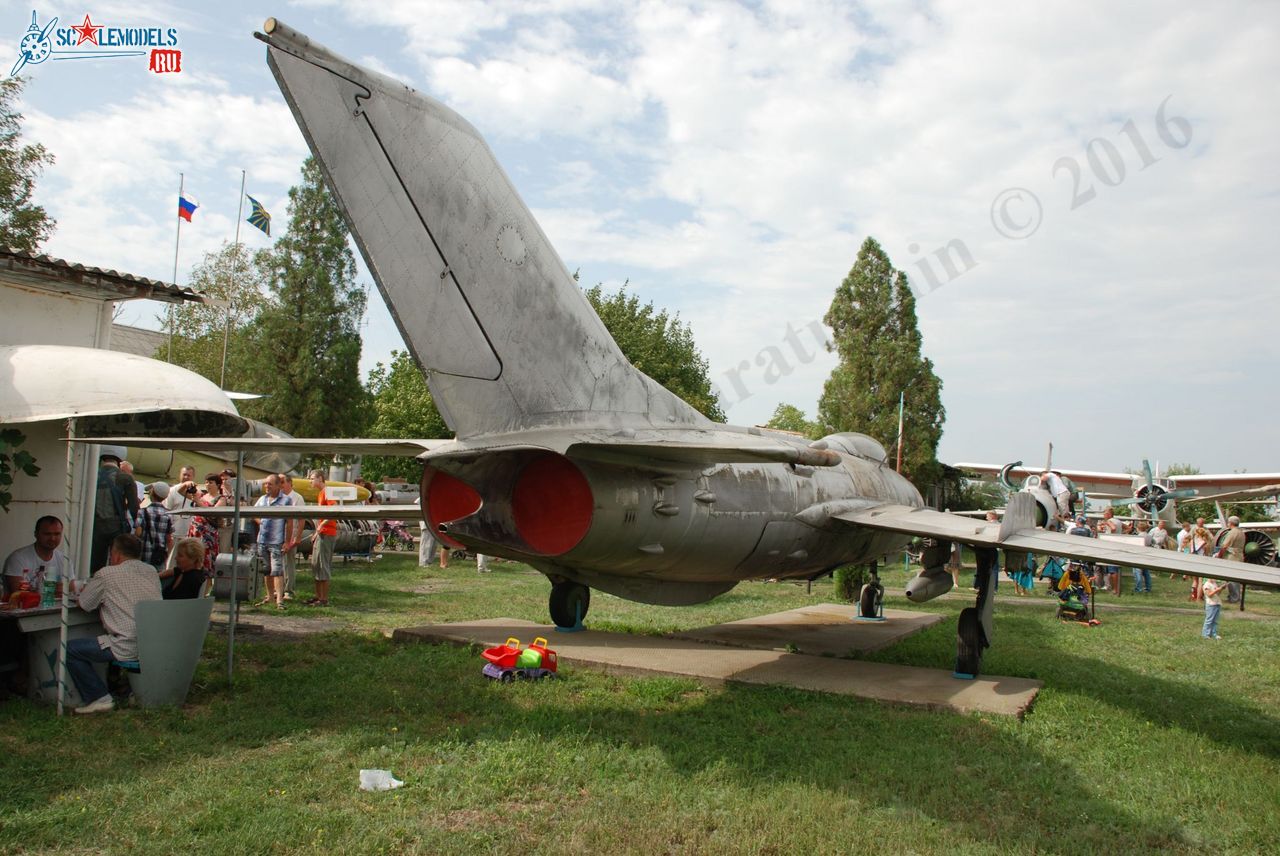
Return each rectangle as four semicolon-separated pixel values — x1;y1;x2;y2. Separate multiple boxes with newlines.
550;582;590;631
954;607;985;680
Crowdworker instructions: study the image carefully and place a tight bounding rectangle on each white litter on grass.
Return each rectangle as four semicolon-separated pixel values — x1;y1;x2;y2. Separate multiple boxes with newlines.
359;769;404;791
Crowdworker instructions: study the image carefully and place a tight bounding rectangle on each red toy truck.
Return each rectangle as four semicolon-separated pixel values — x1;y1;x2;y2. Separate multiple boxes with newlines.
481;636;558;681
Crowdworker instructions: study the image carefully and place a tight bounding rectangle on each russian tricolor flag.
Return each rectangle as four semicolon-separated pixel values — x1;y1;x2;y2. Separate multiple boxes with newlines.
178;195;198;222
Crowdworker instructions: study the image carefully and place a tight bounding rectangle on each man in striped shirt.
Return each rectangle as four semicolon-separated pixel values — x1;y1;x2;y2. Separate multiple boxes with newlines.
254;474;289;609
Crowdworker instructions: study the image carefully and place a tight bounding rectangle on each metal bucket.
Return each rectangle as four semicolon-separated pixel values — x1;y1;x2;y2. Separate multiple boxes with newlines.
212;550;261;602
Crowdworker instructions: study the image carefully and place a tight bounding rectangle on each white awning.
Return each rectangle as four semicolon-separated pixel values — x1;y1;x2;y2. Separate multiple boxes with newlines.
0;344;246;435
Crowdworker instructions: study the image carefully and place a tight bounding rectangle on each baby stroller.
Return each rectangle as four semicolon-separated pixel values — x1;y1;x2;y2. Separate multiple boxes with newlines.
1038;556;1065;594
1055;561;1094;622
378;520;416;551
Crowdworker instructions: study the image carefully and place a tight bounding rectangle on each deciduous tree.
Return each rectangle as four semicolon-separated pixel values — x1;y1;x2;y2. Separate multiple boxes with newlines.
584;282;724;421
0;77;55;251
363;350;450;481
765;403;820;439
160;241;267;393
817;237;945;485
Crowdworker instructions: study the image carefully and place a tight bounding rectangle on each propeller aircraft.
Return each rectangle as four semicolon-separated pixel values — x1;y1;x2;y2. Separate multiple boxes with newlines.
957;460;1280;566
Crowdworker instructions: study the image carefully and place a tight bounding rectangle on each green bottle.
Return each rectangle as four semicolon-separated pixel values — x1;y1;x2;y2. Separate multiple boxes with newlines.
39;565;54;607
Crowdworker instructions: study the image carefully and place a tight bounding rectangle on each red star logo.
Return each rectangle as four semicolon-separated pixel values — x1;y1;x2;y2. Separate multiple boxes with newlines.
71;14;102;46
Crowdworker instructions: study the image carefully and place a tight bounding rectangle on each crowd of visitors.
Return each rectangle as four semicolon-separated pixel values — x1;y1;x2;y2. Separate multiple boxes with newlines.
985;496;1252;640
1;452;390;711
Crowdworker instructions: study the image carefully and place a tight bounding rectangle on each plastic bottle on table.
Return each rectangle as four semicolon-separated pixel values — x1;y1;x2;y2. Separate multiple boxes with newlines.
38;565;54;607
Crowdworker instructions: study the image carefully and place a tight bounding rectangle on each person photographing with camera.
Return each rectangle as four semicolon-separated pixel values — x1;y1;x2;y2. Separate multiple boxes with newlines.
185;473;232;583
163;466;200;567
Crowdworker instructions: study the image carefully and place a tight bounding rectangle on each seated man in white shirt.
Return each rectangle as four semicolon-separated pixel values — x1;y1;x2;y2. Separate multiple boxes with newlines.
3;515;69;596
65;533;162;714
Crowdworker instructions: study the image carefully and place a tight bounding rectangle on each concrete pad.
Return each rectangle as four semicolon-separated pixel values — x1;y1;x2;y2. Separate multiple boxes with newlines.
676;603;942;656
394;618;1041;718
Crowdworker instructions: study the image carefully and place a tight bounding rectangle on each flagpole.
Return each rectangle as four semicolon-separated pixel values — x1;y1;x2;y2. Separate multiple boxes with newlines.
220;170;246;389
896;391;905;473
169;172;184;362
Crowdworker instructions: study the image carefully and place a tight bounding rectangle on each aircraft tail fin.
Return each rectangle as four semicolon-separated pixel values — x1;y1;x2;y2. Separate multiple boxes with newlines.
258;20;708;439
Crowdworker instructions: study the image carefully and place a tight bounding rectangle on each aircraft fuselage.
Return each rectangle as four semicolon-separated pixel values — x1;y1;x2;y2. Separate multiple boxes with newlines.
423;429;922;605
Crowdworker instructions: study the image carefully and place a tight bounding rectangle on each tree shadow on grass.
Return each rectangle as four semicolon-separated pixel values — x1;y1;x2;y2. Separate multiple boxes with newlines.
0;631;1211;854
5;615;1276;854
868;603;1280;759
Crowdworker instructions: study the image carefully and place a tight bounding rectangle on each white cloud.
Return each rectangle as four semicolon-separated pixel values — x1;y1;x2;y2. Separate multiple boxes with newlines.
14;0;1280;473
425;50;641;138
24;81;307;280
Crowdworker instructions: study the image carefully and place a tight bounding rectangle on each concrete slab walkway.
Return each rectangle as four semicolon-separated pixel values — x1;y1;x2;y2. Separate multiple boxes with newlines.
394;615;1041;718
676;603;941;656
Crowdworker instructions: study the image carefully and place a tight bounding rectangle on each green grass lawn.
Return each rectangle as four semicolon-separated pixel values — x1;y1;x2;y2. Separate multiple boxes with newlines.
2;553;1278;854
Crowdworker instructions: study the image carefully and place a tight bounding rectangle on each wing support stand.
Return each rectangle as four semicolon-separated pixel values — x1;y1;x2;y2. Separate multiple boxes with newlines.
554;601;587;634
552;601;586;634
550;581;590;633
954;547;997;679
856;561;886;621
227;449;244;687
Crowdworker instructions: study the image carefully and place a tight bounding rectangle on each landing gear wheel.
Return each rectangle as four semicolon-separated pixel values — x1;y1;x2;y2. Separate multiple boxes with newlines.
859;583;881;618
955;607;985;679
549;582;591;629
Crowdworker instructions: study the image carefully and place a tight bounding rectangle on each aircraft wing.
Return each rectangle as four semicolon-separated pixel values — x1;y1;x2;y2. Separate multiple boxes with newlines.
834;499;1280;588
194;504;421;521
77;436;452;457
1170;478;1280;501
953;462;1133;497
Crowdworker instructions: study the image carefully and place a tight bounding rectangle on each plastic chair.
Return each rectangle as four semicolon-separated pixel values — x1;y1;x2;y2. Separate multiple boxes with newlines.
124;597;214;707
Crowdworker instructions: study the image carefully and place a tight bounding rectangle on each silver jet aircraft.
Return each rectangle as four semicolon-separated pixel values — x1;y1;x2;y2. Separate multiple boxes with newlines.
99;20;1280;677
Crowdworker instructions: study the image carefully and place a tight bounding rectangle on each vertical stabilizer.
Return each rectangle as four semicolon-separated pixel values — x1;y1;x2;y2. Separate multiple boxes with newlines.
257;20;708;439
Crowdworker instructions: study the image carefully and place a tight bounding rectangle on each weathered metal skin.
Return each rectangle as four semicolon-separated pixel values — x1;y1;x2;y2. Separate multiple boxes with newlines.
425;428;921;605
564;447;920;581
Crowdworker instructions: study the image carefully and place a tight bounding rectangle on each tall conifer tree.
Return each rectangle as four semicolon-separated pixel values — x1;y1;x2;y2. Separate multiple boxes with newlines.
246;157;369;438
817;237;944;484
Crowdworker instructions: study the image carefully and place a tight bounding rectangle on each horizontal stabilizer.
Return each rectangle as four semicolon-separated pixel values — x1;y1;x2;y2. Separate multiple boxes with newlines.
568;440;841;468
72;436;451;458
1192;483;1280;503
193;504;421;521
834;505;1280;588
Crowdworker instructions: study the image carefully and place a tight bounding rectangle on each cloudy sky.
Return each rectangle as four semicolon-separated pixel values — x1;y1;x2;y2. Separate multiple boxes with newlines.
8;1;1278;474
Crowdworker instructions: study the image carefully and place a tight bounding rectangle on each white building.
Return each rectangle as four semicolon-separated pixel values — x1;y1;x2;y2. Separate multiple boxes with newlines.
0;248;241;576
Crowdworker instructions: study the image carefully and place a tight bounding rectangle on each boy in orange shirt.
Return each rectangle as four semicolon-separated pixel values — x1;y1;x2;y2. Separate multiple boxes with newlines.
307;470;338;606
